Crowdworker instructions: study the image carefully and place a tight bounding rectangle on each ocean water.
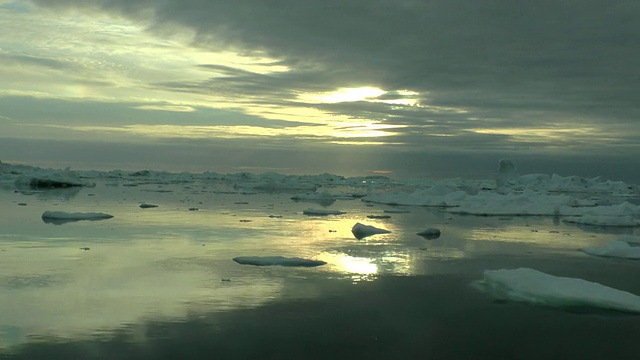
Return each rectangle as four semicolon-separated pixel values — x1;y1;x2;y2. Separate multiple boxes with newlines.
1;177;640;359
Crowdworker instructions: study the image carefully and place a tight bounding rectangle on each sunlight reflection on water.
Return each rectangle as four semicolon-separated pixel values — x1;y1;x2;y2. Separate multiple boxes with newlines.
0;180;635;349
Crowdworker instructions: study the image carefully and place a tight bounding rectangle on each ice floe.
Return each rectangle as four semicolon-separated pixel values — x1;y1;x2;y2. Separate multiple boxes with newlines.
41;211;114;224
291;192;336;206
232;256;327;267
302;208;346;216
417;228;441;239
2;159;639;227
580;240;640;260
474;268;640;313
351;222;391;239
139;203;159;209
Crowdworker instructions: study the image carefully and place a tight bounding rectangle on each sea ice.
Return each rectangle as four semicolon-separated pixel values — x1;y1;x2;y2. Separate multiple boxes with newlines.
580;240;640;260
232;256;327;267
474;268;640;313
41;211;114;224
291;192;336;206
351;222;391;239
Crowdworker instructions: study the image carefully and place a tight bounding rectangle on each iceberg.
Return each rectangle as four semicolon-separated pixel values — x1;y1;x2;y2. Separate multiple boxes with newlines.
580;240;640;260
232;256;327;267
42;211;114;225
474;268;640;313
351;222;391;239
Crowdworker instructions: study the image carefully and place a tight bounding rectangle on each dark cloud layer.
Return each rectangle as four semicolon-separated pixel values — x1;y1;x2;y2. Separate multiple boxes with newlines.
29;0;639;125
13;0;640;178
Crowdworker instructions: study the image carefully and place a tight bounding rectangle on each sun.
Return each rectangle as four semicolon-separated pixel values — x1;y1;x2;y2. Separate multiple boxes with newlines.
306;87;385;103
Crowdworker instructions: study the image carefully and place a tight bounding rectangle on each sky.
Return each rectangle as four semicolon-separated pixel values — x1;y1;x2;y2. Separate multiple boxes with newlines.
1;0;639;180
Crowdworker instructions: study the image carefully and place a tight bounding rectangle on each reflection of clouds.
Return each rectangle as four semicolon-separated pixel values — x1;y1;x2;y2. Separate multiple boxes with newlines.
0;234;285;348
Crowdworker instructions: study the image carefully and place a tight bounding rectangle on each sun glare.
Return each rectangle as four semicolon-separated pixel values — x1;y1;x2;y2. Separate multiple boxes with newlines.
305;87;385;103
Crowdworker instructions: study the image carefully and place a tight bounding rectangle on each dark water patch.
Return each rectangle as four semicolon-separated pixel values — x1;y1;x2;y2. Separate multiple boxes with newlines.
2;274;639;360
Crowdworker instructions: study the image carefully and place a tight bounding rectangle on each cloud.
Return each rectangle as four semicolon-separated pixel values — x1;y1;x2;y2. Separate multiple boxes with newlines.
3;0;637;175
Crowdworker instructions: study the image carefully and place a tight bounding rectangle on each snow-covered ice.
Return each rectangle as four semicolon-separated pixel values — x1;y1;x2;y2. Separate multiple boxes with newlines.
580;240;640;260
232;256;327;267
1;159;639;227
474;268;640;313
351;222;391;239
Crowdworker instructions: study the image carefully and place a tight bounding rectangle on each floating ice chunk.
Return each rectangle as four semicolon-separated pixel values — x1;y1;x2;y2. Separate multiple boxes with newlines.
474;268;640;313
302;208;346;216
617;235;640;244
351;222;391;239
367;215;391;219
417;228;441;239
562;202;640;227
563;215;640;227
232;256;327;267
580;240;640;260
139;203;159;209
42;211;113;224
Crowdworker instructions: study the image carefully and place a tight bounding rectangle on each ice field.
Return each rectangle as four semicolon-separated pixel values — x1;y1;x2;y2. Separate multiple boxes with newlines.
1;159;640;359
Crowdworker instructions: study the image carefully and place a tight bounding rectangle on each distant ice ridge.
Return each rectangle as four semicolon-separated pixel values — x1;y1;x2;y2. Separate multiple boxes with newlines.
360;159;640;226
1;160;639;227
474;268;640;313
0;161;95;189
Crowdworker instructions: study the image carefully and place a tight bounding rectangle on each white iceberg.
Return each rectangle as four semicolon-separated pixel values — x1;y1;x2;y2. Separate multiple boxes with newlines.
232;256;327;267
41;211;113;225
580;240;640;260
474;268;640;313
351;222;391;239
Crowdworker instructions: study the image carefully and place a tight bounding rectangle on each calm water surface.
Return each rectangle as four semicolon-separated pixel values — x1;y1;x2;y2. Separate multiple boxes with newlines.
1;179;639;359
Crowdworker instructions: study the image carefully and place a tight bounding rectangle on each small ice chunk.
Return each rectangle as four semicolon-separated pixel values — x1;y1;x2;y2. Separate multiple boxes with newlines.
42;211;113;224
351;222;391;239
474;268;640;313
302;208;346;216
580;240;640;260
232;256;327;267
417;228;441;239
139;203;159;208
